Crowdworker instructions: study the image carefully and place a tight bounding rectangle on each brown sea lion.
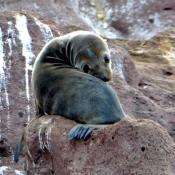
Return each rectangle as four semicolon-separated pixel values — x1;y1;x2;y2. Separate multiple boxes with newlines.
14;31;126;162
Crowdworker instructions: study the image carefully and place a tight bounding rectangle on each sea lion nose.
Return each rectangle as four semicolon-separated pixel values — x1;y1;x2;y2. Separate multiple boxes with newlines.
101;76;109;82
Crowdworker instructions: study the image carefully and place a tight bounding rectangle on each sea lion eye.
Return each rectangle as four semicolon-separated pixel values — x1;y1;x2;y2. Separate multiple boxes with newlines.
83;65;90;73
104;56;110;63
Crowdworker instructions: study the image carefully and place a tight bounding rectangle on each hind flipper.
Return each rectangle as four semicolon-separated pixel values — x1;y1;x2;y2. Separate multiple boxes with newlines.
68;124;108;140
14;133;24;162
14;101;45;162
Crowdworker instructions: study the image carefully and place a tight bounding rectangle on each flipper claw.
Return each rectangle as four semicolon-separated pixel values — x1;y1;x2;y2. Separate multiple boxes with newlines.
68;124;97;140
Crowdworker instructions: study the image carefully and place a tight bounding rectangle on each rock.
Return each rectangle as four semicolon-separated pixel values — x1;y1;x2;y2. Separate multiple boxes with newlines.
1;0;175;40
0;0;92;32
23;115;175;175
67;0;175;39
0;7;175;175
107;32;175;143
127;31;175;141
0;10;75;174
0;166;25;175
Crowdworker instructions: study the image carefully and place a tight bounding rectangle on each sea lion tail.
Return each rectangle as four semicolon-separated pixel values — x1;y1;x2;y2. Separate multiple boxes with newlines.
14;133;24;162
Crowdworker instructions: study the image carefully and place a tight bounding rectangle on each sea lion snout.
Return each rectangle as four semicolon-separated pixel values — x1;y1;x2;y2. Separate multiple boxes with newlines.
80;63;112;82
92;63;113;82
101;75;110;82
76;56;113;82
94;70;112;82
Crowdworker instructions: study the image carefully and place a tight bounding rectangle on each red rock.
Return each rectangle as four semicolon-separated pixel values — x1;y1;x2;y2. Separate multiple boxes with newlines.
0;8;175;174
1;0;175;40
23;116;175;175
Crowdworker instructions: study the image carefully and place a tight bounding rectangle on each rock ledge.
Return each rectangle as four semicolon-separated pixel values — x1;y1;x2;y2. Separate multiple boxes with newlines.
23;116;175;175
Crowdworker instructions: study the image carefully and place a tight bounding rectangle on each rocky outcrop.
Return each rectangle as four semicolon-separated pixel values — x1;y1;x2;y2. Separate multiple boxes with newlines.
107;33;175;143
1;0;175;40
23;116;175;175
128;31;175;140
0;10;63;175
0;3;175;174
72;0;175;39
0;0;92;33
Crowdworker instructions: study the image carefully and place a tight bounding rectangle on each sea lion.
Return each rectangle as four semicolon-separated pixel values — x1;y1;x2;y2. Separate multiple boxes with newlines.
14;31;126;162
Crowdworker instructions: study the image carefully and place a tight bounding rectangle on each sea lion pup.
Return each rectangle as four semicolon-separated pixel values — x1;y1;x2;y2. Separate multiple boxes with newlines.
14;31;126;162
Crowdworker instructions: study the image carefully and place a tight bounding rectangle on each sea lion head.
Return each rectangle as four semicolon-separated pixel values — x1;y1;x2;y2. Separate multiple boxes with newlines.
72;33;112;82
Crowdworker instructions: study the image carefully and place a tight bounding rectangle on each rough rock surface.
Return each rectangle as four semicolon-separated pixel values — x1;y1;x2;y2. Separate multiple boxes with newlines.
0;2;175;175
128;32;175;140
23;116;175;175
1;0;175;40
0;0;92;33
109;32;175;142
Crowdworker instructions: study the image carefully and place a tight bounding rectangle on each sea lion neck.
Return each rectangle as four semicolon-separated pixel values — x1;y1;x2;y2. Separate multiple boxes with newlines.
39;38;72;68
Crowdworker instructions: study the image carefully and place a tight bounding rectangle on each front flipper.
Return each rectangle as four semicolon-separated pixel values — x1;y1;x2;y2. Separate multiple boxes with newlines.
68;124;108;140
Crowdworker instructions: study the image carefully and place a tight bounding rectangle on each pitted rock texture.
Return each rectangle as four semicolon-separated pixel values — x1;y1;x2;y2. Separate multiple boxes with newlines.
1;0;175;39
108;33;175;143
65;0;175;39
23;116;175;175
0;10;69;174
127;31;175;140
0;0;92;32
0;10;175;175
